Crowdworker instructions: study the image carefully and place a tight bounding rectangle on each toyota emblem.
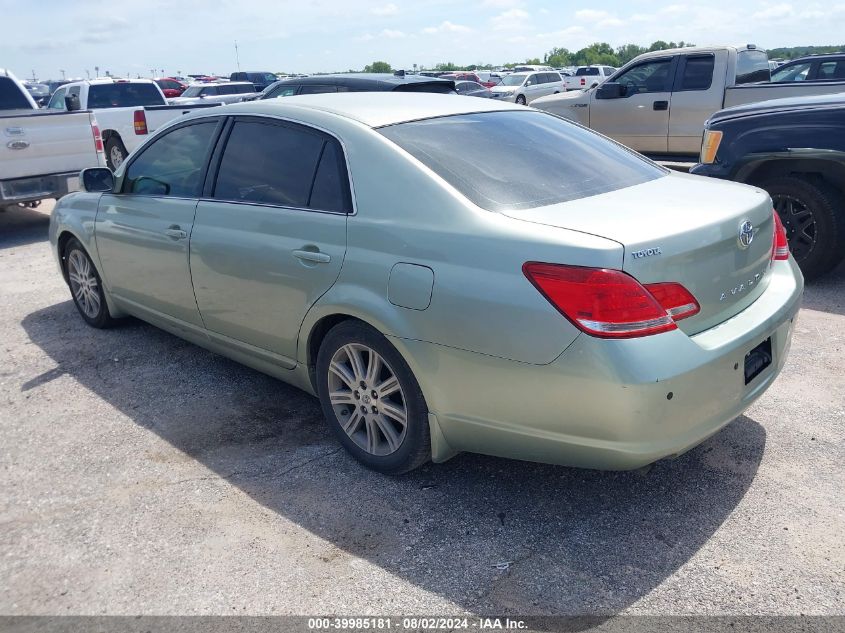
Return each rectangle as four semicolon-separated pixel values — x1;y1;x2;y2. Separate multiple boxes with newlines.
738;221;754;249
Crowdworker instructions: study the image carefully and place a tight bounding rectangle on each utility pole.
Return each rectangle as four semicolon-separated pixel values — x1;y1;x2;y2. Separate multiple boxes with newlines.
235;40;241;72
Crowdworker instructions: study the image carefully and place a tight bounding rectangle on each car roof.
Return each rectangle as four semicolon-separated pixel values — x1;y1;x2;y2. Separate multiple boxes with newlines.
266;73;454;89
213;92;524;128
191;81;253;87
779;53;845;64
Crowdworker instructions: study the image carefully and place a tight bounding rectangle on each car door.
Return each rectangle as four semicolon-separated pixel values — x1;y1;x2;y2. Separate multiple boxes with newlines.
523;73;543;102
667;52;722;154
95;119;222;328
589;56;676;153
190;117;350;363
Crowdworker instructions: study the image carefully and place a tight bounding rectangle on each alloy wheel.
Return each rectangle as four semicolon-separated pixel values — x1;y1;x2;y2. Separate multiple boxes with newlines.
67;249;101;319
327;343;408;456
773;193;815;262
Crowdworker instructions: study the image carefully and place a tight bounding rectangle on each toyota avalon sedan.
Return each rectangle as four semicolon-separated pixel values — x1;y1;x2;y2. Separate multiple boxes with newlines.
50;94;803;474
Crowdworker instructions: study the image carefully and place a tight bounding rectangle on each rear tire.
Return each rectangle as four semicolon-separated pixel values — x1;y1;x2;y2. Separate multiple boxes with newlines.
105;136;128;171
62;238;115;328
757;176;845;280
316;321;431;474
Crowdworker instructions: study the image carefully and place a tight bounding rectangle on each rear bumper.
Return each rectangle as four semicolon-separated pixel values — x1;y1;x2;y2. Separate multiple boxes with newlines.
398;258;804;469
0;171;81;204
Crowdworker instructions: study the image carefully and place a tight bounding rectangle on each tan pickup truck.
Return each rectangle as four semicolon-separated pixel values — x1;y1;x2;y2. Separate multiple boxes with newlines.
533;45;845;157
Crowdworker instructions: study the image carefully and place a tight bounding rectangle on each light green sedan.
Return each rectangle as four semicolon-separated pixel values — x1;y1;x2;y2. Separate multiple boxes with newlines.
49;93;803;474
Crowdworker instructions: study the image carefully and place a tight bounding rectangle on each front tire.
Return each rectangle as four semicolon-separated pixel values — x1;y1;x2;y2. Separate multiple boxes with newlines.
758;176;845;280
63;238;115;328
105;136;128;171
516;94;527;105
316;321;431;474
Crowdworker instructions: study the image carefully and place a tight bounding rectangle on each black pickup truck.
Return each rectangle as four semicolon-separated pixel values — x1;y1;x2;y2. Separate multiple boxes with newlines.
691;94;845;280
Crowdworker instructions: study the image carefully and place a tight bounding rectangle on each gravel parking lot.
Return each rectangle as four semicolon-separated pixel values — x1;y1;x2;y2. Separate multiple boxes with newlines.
1;202;843;620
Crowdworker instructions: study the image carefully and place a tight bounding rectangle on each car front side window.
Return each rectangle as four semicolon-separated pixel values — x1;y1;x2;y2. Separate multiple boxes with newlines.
123;122;218;197
615;59;672;95
48;87;67;110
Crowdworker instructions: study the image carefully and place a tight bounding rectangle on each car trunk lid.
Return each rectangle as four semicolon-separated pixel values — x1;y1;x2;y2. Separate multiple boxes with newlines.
500;172;776;335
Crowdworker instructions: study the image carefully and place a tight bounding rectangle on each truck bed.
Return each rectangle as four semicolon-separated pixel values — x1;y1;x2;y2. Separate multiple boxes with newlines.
724;80;845;108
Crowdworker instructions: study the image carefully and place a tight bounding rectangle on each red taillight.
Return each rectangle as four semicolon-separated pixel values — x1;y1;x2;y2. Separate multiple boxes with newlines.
133;110;148;135
580;78;586;85
523;263;679;338
91;120;104;153
772;209;789;260
643;282;700;321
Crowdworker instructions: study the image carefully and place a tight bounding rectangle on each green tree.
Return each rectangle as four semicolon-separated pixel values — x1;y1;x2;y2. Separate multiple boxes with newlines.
545;47;572;67
363;61;392;73
434;62;459;71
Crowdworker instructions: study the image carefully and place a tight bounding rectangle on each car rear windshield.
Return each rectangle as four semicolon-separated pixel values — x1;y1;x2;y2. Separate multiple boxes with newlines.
393;82;455;94
88;83;164;108
379;111;665;211
576;67;600;75
735;50;771;84
0;77;33;110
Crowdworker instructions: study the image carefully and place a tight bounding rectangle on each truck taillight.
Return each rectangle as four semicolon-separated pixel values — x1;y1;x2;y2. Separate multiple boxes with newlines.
133;110;148;135
522;263;697;338
91;121;104;153
772;209;790;260
580;77;586;85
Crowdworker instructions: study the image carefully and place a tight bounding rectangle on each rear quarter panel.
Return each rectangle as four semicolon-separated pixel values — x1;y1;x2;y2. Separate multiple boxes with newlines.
293;113;623;366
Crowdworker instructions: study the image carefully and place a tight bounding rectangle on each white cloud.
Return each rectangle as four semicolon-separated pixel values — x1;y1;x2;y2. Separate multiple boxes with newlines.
380;29;406;39
481;0;522;7
491;8;530;30
574;9;612;20
422;20;472;34
752;2;793;19
371;3;399;16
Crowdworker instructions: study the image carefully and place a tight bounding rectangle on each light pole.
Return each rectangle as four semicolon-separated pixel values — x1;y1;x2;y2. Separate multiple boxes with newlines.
60;69;65;79
94;66;99;78
235;40;241;72
85;69;90;79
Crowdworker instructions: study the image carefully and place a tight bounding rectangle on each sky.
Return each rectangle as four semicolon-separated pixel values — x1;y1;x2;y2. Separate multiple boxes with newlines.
2;0;843;80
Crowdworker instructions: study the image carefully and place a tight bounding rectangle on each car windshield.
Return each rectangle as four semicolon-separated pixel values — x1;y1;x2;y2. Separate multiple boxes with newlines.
0;77;33;109
501;74;527;86
88;82;164;108
181;86;203;97
380;111;665;211
771;62;811;82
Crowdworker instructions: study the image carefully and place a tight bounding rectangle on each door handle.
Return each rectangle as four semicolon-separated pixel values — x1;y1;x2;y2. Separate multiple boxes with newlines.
293;249;331;264
164;226;188;240
653;100;669;111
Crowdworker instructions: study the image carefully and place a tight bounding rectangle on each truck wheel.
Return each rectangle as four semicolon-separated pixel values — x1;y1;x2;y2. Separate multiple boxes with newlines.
105;137;128;171
516;95;527;105
759;176;845;281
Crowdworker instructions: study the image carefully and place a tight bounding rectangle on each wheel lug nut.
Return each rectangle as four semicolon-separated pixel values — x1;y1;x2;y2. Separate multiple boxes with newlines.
371;390;378;399
360;381;366;389
360;405;367;413
371;405;378;414
354;390;359;399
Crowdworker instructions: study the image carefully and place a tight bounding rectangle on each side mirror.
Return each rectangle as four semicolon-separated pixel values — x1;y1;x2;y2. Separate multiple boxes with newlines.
80;167;115;193
65;94;81;111
596;82;625;99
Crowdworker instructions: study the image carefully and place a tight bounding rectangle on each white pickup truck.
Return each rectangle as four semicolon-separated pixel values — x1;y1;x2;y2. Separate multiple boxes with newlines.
534;45;845;158
1;69;105;212
563;65;617;91
46;78;220;170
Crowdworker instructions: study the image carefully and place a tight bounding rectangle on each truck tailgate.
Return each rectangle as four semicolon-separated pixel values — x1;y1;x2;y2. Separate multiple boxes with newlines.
1;110;101;180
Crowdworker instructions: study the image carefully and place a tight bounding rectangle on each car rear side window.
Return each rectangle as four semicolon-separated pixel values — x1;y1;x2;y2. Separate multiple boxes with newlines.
214;120;351;212
300;85;337;94
735;50;770;84
680;55;714;91
88;83;164;108
124;122;218;197
0;77;33;109
379;111;665;211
